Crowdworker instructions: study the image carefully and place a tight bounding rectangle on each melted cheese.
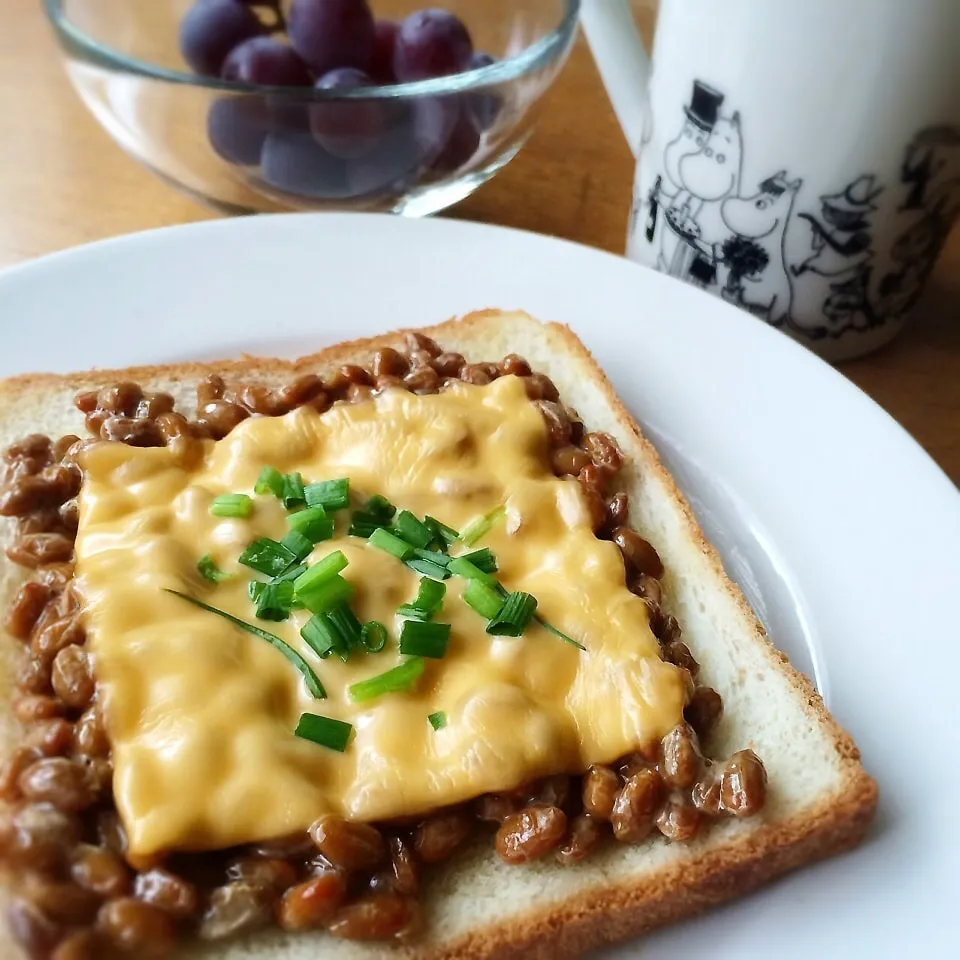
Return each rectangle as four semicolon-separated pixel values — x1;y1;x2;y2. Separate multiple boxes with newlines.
75;376;686;857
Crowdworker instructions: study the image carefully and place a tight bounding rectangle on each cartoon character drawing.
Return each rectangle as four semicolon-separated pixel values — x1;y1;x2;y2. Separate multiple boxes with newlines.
791;175;882;281
879;126;960;318
649;81;743;285
718;171;802;324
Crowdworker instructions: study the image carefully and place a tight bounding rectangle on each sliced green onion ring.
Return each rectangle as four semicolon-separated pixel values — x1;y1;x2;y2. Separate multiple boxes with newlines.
428;711;447;731
197;554;230;583
399;621;450;659
359;621;388;653
459;505;505;546
487;592;538;637
254;465;285;498
210;493;253;518
305;478;350;512
238;538;296;578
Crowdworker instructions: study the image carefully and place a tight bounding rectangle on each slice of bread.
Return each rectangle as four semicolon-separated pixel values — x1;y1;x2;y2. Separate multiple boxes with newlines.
0;310;877;959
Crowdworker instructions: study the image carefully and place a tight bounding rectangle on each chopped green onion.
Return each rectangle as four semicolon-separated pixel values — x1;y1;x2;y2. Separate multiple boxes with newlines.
287;505;333;543
411;548;451;567
210;493;253;518
348;657;425;703
487;592;538;637
425;516;459;550
536;615;587;651
359;621;388;653
238;538;296;578
348;512;381;538
197;554;230;583
255;581;295;622
447;556;499;589
282;472;306;509
304;478;350;512
165;590;325;699
301;615;342;660
458;548;498;574
369;527;414;561
293;551;348;596
463;580;506;619
248;580;265;602
297;574;354;615
391;510;433;548
428;711;447;731
294;714;352;752
405;557;450;580
273;563;307;584
399;621;450;659
397;578;445;621
365;494;397;523
459;505;505;546
326;602;362;649
254;465;285;498
280;530;314;563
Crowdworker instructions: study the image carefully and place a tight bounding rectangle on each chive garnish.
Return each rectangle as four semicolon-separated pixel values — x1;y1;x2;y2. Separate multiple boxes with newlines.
348;512;381;538
287;505;333;543
238;538;296;578
425;516;459;550
463;580;505;619
359;621;388;653
255;581;295;622
406;557;450;580
397;578;445;621
411;548;452;567
348;657;425;703
301;615;342;661
280;530;314;563
304;478;350;512
294;714;352;752
165;590;326;699
326;602;362;649
428;711;447;731
273;562;307;584
254;465;285;498
536;615;587;651
487;592;538;637
210;493;253;518
399;621;450;659
365;494;397;523
282;472;306;509
391;510;433;549
293;551;348;595
248;580;264;602
369;527;414;560
458;548;498;574
197;554;230;583
459;505;505;546
297;574;354;615
447;556;498;588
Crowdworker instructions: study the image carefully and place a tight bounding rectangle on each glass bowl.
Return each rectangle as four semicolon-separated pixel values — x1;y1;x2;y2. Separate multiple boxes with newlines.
44;0;580;216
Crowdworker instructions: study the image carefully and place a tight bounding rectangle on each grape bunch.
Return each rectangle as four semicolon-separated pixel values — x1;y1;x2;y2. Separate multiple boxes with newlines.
179;0;504;201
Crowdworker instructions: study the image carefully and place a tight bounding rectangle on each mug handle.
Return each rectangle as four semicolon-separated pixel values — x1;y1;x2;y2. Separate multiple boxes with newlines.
579;0;652;158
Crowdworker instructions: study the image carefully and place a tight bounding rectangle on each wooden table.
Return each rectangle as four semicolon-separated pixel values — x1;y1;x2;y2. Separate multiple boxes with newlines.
1;1;957;482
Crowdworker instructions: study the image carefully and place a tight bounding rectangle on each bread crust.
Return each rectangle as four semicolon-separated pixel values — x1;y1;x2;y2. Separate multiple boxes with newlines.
0;310;877;959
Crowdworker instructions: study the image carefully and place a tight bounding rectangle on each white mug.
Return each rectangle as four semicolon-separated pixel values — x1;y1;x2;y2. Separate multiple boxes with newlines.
581;0;960;361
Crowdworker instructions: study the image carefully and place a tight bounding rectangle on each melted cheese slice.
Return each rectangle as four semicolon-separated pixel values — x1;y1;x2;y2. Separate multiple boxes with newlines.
76;376;686;857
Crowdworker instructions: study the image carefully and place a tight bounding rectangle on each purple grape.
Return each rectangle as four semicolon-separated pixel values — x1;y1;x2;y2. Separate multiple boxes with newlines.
221;37;313;86
310;68;383;159
367;19;399;83
430;109;481;174
393;9;473;82
412;96;459;165
179;0;266;77
346;124;421;197
261;130;353;199
465;52;503;130
288;0;375;76
207;96;272;164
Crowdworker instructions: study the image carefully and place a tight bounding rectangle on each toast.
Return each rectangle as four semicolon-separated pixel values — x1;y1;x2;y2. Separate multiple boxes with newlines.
0;310;877;959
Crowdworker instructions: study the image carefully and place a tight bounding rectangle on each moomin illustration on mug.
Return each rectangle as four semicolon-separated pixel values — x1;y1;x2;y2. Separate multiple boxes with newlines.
628;79;960;349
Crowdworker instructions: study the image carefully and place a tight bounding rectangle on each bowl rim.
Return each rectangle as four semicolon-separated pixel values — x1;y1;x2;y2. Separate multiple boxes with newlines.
43;0;582;99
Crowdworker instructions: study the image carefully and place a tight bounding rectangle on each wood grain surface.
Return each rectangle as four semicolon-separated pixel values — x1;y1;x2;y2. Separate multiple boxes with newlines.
0;0;956;481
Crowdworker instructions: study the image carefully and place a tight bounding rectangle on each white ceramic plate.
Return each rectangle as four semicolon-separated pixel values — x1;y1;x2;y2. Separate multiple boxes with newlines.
0;214;956;957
